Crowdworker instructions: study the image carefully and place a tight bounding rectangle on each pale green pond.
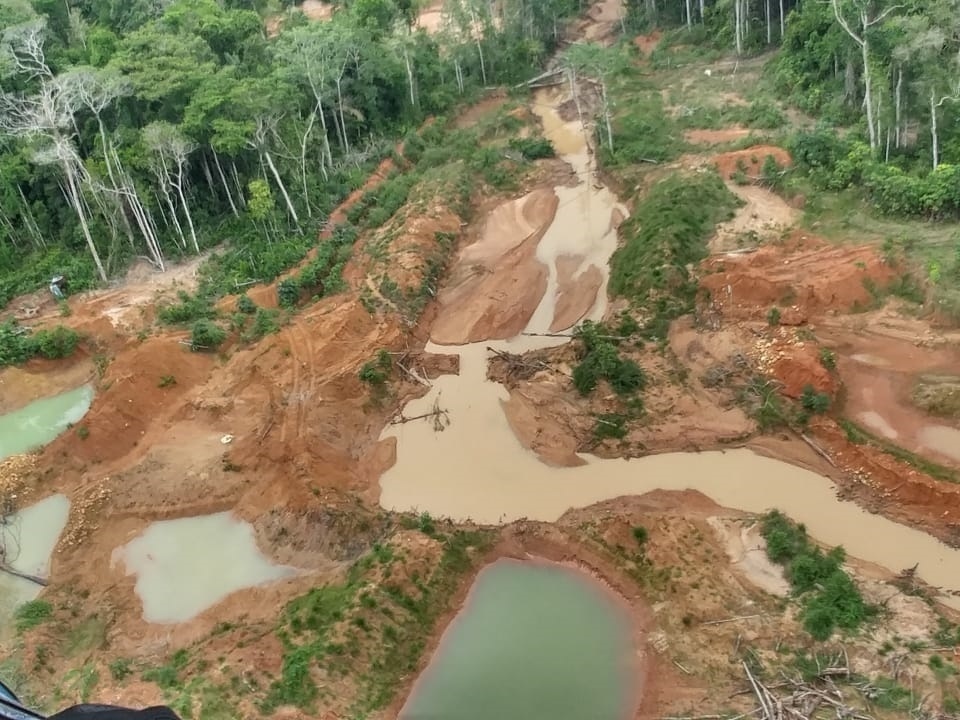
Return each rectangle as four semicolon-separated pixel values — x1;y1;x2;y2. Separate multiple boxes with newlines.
0;385;93;461
399;559;636;720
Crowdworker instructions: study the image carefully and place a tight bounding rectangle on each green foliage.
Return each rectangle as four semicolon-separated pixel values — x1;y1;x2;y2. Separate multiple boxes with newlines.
818;347;836;370
572;321;646;396
242;308;280;342
158;374;177;388
632;525;649;545
13;600;53;632
507;136;555;160
800;385;830;414
767;307;781;325
594;413;628;439
189;319;227;351
359;351;392;388
108;659;132;682
610;172;741;338
235;294;256;314
158;291;215;325
0;321;81;366
761;511;875;640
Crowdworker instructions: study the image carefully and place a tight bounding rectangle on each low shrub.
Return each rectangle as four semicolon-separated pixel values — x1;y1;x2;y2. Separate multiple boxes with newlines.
610;171;741;337
189;319;227;352
760;511;875;640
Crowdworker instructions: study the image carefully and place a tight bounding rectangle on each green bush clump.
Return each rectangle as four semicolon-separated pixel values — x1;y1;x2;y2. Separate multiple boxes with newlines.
610;172;741;338
572;321;646;396
761;511;875;640
189;319;227;352
800;384;831;414
14;600;53;632
277;278;300;308
243;308;280;342
0;321;80;366
507;136;555;160
236;295;257;314
31;326;81;359
158;291;215;325
818;347;836;370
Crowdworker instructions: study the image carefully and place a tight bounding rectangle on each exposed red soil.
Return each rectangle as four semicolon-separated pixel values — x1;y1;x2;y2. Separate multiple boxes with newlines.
700;231;898;321
634;30;662;56
712;145;792;181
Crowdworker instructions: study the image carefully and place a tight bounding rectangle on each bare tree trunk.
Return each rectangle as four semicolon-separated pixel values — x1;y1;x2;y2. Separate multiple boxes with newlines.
334;76;350;155
212;150;239;217
766;0;772;44
931;88;940;169
231;162;246;207
299;110;317;217
201;153;216;196
894;66;903;148
403;47;417;106
779;0;785;37
734;0;743;54
863;40;877;150
264;150;300;224
174;162;200;254
686;0;692;28
63;159;107;282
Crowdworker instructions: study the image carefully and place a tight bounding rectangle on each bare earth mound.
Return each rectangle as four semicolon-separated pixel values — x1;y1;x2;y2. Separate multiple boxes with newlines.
430;188;559;344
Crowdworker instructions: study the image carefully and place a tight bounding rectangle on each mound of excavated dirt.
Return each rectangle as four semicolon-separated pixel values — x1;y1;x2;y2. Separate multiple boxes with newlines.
430;188;559;345
633;30;662;56
700;232;897;320
711;183;800;252
44;335;216;467
713;145;792;181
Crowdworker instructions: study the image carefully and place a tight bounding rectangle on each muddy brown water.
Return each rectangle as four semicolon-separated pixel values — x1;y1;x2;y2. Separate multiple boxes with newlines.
378;82;960;607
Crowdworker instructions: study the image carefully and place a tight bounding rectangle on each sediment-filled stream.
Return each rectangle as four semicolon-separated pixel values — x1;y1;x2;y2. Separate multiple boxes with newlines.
378;81;960;607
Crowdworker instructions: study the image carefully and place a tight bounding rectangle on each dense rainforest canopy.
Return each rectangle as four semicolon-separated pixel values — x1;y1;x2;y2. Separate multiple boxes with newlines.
2;0;960;310
0;0;579;305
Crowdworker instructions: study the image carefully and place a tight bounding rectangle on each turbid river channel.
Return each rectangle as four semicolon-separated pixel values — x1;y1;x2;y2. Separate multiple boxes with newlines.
379;85;960;608
399;559;636;720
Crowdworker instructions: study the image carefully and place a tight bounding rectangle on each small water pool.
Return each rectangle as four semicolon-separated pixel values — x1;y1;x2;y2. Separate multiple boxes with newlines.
0;494;71;631
116;512;297;624
399;559;637;720
0;385;93;461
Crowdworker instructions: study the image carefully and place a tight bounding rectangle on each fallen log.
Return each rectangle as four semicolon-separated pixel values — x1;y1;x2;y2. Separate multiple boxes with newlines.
0;562;47;586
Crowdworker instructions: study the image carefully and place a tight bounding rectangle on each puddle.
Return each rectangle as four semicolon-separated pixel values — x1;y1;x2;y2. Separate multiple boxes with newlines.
918;425;960;462
115;512;297;624
0;494;71;632
0;385;93;461
378;71;960;609
858;411;899;440
399;559;635;720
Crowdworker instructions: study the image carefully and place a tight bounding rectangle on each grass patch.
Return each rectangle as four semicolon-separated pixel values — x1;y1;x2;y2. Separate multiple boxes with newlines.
761;511;875;640
610;171;741;338
837;419;958;483
572;321;646;396
265;525;495;716
13;600;53;632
